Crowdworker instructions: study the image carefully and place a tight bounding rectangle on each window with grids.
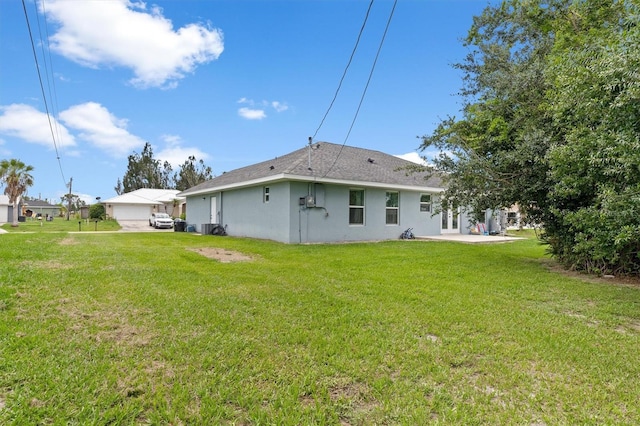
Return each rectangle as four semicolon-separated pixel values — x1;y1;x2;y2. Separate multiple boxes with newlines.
263;187;270;203
420;194;432;212
349;189;365;225
385;192;399;225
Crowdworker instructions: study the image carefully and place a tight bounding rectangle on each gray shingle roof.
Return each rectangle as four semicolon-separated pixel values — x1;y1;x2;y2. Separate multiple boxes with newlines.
179;142;442;196
23;199;58;208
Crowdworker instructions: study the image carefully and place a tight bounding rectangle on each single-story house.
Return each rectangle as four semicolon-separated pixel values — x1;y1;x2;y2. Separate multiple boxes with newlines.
102;188;185;221
178;142;474;243
0;195;12;223
22;199;61;219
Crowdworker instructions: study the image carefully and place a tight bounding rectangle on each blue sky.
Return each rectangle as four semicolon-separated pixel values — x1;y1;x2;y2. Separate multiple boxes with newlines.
0;0;490;204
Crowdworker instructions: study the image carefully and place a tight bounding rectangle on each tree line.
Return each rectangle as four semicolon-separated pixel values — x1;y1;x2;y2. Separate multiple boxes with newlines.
421;0;640;275
0;143;212;225
114;142;213;194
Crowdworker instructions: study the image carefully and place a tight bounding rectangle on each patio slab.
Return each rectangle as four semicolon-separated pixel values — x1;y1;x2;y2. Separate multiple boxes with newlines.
416;234;523;244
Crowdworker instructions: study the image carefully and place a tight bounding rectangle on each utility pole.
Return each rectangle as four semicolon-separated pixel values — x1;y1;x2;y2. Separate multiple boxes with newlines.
67;177;73;220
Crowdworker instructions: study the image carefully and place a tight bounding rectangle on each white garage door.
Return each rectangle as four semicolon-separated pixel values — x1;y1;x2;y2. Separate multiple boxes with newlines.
113;205;152;221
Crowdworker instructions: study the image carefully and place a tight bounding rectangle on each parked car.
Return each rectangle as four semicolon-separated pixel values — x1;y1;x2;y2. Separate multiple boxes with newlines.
149;212;174;229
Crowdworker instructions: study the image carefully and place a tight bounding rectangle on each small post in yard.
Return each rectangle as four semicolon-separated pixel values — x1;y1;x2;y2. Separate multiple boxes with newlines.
78;221;81;231
94;220;98;231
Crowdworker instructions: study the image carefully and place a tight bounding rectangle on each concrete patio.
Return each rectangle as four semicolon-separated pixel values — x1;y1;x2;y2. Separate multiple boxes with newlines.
416;234;524;244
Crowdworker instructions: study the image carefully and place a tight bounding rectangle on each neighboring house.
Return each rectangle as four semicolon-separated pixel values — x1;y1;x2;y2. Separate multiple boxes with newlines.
0;195;11;223
178;142;473;243
22;199;61;218
102;188;185;221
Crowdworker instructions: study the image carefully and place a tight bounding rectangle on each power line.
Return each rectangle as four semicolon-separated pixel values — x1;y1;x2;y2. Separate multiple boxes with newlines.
312;0;375;141
21;0;67;186
35;0;67;165
320;0;398;179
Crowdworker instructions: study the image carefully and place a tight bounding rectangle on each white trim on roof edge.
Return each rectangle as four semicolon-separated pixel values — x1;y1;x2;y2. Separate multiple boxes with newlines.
180;173;444;197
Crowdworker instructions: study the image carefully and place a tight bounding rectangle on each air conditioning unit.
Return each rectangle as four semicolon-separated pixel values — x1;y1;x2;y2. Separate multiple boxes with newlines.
305;195;315;207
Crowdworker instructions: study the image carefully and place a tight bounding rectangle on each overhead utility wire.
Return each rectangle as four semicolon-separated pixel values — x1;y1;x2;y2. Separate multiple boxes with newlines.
35;0;66;163
320;0;398;179
311;0;375;141
21;0;67;185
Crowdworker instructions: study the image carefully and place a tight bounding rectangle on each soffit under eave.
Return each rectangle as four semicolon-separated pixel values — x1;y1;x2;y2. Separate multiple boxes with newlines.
181;173;444;197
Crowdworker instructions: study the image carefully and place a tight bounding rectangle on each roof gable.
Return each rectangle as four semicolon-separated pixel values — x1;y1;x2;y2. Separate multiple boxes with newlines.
103;188;183;205
23;199;59;208
180;142;441;195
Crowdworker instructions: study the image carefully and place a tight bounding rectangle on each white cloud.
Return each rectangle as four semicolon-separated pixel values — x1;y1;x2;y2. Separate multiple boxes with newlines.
238;107;266;120
395;152;427;165
160;134;183;147
0;103;76;148
155;134;210;167
59;102;145;157
237;98;288;120
157;146;210;168
43;0;224;89
272;101;288;112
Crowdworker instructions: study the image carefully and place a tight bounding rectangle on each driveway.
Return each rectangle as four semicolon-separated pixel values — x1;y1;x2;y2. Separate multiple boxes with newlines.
118;220;174;232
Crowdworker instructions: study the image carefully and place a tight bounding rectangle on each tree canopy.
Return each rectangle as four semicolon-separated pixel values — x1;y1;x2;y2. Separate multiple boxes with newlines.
173;155;214;191
117;142;173;194
115;143;213;194
420;0;640;275
0;158;34;227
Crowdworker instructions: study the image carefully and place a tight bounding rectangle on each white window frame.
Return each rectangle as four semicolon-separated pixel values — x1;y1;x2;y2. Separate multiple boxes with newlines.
420;194;432;213
263;186;270;203
385;191;399;225
349;189;365;225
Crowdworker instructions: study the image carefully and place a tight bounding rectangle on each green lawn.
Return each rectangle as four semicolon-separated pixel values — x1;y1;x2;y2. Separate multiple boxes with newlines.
0;231;638;424
1;217;121;233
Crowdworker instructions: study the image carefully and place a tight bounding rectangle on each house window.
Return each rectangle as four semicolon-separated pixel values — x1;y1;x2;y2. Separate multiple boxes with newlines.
263;187;270;203
420;194;432;212
386;192;399;225
349;189;365;225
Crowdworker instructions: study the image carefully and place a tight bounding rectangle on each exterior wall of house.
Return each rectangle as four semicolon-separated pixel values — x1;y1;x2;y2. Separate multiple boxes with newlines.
220;183;291;241
185;182;474;243
186;183;291;241
290;182;443;243
185;194;213;231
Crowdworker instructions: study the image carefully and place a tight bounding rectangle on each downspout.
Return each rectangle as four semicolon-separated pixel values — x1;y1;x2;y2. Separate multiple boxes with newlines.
299;206;302;243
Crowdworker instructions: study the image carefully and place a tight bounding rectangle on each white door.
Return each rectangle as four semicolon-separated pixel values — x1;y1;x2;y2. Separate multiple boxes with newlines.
441;208;460;234
210;196;217;224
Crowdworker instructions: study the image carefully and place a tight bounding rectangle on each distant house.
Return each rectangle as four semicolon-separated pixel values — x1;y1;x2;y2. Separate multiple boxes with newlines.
22;199;61;219
0;195;12;223
178;142;473;243
102;188;185;221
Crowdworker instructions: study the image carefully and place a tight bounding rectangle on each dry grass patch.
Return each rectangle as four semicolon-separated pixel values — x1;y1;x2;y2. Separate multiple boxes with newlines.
59;301;155;347
58;237;78;246
187;247;254;263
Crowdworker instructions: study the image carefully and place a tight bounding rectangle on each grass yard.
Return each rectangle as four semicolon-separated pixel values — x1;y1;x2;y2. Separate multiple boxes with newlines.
0;231;639;424
1;218;121;233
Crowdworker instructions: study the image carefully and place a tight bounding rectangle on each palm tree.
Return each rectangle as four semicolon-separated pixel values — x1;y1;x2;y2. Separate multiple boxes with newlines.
0;159;34;227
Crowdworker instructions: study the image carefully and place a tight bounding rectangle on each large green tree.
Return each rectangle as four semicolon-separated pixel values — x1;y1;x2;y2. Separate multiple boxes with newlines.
173;155;214;191
116;144;213;194
420;0;639;275
60;193;86;214
117;142;174;193
0;159;34;227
